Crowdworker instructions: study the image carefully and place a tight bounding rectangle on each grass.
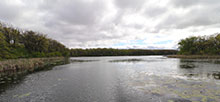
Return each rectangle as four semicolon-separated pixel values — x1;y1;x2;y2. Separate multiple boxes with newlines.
0;57;68;77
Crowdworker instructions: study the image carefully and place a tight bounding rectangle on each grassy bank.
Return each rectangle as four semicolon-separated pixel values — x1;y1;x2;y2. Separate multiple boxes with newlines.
167;55;220;59
0;57;68;77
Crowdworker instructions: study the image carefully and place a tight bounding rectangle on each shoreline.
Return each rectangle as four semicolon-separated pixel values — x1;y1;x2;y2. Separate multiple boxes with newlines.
167;55;220;59
0;57;69;78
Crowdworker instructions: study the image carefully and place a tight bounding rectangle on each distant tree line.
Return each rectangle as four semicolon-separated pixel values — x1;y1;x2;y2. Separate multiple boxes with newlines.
70;48;177;56
178;33;220;55
0;23;69;60
0;22;178;60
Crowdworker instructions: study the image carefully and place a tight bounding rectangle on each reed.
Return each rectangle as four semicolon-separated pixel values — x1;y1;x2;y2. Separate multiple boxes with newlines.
0;57;68;77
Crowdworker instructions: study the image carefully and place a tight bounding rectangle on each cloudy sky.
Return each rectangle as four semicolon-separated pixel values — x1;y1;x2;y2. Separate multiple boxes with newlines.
0;0;220;49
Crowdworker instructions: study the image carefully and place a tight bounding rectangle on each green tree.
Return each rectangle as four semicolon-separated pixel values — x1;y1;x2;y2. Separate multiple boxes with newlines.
23;31;49;53
0;22;70;59
178;33;220;55
0;32;12;59
178;36;199;55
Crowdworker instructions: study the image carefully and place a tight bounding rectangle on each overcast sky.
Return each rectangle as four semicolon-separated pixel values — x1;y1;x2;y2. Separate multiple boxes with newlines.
0;0;220;49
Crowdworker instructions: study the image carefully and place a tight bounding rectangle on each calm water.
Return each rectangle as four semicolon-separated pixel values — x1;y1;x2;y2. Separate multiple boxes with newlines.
1;56;220;102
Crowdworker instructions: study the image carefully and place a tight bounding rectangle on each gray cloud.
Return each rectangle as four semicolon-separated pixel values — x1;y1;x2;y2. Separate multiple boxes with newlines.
156;1;220;30
0;0;219;49
144;6;167;18
170;0;220;8
44;0;106;26
0;1;23;21
114;0;146;9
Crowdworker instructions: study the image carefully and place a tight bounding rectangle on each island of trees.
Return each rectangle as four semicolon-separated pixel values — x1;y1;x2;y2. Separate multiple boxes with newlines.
178;34;220;55
165;33;220;59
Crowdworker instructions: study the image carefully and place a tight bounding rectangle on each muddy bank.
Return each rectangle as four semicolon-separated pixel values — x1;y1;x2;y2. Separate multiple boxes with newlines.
0;57;69;78
167;55;220;59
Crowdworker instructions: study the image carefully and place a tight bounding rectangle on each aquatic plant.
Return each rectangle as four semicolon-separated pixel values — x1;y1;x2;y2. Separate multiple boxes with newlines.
0;57;67;77
109;58;144;62
167;55;220;59
70;59;99;63
180;64;196;69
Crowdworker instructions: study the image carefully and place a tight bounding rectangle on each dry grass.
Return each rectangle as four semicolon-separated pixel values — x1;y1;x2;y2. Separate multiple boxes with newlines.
0;57;67;75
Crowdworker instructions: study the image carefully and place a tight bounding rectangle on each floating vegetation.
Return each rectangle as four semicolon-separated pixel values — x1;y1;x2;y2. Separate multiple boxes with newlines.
109;58;144;63
180;59;197;63
13;92;32;98
212;72;220;80
18;92;31;98
130;73;220;102
168;55;220;59
213;60;220;64
70;59;99;63
180;64;196;69
180;59;220;64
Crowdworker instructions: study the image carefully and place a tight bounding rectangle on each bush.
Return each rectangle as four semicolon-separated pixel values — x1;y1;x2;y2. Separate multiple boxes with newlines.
0;22;69;60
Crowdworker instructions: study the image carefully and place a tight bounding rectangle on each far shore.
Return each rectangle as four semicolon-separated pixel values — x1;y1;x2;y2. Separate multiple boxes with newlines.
167;55;220;59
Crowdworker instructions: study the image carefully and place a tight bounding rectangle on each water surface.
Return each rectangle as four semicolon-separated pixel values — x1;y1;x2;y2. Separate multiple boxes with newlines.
1;56;220;102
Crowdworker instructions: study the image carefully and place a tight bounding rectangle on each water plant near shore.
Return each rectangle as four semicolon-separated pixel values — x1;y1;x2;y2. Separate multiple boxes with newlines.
167;55;220;59
0;57;68;77
70;59;99;63
109;58;144;62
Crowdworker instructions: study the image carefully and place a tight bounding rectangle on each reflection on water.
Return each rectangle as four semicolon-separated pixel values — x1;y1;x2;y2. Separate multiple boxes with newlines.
178;59;220;80
0;66;54;94
0;75;24;94
1;56;220;102
69;56;220;80
179;63;196;69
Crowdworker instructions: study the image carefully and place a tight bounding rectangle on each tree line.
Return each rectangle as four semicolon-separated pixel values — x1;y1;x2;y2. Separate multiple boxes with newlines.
0;22;178;60
0;23;69;60
70;48;177;56
178;33;220;55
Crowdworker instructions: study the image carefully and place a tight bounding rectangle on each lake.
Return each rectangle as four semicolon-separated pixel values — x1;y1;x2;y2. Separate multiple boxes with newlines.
1;56;220;102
